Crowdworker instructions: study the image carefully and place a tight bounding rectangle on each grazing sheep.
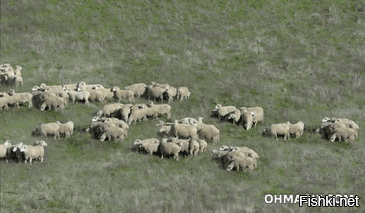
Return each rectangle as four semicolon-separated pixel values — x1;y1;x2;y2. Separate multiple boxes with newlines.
112;86;134;102
189;139;200;156
112;105;133;122
170;137;190;157
100;126;127;142
14;65;22;76
124;83;147;97
56;121;74;138
262;123;290;140
62;83;78;91
76;82;105;91
40;96;67;111
0;96;9;110
20;141;48;165
7;90;33;108
196;117;220;143
7;75;23;87
146;101;171;119
67;90;90;105
286;121;305;139
156;121;173;134
330;127;356;143
227;109;241;125
133;138;160;155
39;83;63;91
128;105;147;125
86;88;105;104
177;87;191;101
163;86;177;103
180;117;199;125
170;120;198;139
213;104;236;120
240;110;254;130
97;103;124;117
102;117;129;132
226;156;255;172
196;139;208;155
33;122;60;139
146;85;165;101
0;141;12;163
240;107;264;128
159;138;181;161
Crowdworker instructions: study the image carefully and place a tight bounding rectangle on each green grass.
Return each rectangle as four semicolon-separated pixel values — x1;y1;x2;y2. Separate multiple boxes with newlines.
1;0;365;212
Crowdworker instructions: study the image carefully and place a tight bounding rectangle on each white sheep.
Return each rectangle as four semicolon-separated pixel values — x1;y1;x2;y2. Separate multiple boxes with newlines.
112;105;132;122
100;126;127;142
124;83;147;97
240;107;264;128
0;95;9;110
76;82;105;91
196;117;220;144
97;103;124;117
40;83;63;91
56;121;74;138
0;141;12;163
146;85;165;101
7;90;33;108
156;121;173;134
112;86;134;102
128;106;147;125
67;90;90;105
159;138;181;161
163;86;177;103
146;101;171;119
226;156;255;172
170;137;190;157
33;122;60;139
262;123;290;140
20;141;48;165
86;88;105;104
180;117;199;125
7;75;23;87
170;120;198;139
40;96;67;111
286;121;305;139
177;87;191;101
14;65;22;76
133;138;160;155
239;110;254;130
196;139;207;155
330;127;356;143
213;104;236;120
227;109;241;125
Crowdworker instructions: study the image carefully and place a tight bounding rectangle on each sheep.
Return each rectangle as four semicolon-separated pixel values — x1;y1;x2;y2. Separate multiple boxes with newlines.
86;88;105;104
102;117;129;132
213;104;236;120
100;126;127;142
7;89;33;108
112;86;134;102
127;106;147;125
112;105;133;122
56;121;74;138
97;103;124;117
62;83;78;91
14;65;22;76
6;93;20;108
159;138;181;161
0;141;12;163
226;156;256;172
240;107;264;128
40;96;67;111
239;110;254;130
227;109;241;125
330;127;356;143
133;138;160;155
230;146;259;167
33;122;60;139
286;121;305;139
146;85;165;101
146;101;171;119
9;142;25;163
20;141;48;165
177;86;191;101
124;83;147;97
156;121;173;134
0;96;9;110
76;82;105;91
180;117;199;125
262;123;290;140
196;117;220;143
163;86;177;103
169;120;198;139
334;118;359;137
98;88;114;102
67;90;90;105
196;139;208;155
40;83;63;91
7;75;23;87
170;137;190;157
189;139;200;156
31;89;58;109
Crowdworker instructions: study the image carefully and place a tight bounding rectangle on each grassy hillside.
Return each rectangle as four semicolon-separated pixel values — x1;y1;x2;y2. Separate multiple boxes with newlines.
1;0;365;212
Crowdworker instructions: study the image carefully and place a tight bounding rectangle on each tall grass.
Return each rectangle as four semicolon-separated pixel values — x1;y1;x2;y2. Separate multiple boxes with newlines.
1;0;365;212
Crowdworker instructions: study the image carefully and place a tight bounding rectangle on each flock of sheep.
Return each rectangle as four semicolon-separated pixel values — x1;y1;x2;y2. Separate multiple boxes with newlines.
0;64;23;87
0;63;360;173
